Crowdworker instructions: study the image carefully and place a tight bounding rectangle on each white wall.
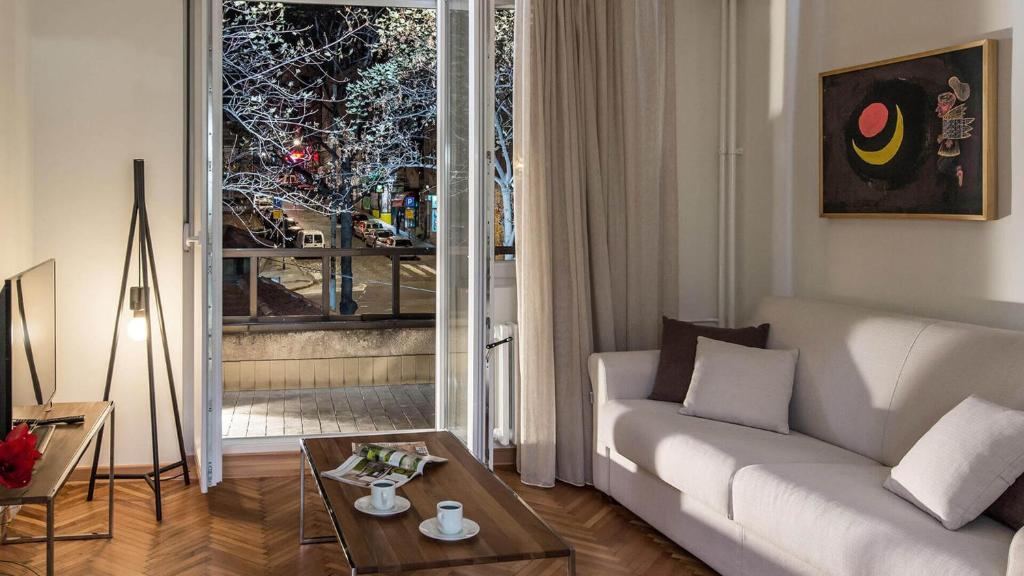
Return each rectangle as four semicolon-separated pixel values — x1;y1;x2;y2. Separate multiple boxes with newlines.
0;0;34;280
733;0;781;323
675;0;725;323
491;261;517;325
760;0;1024;330
25;0;186;465
673;0;782;326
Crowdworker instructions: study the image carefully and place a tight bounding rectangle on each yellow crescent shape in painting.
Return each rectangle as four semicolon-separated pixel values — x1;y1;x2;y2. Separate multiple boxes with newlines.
852;104;904;166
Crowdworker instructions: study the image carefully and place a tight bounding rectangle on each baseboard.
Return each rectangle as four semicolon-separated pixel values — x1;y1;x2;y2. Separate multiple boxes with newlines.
68;452;294;482
494;445;516;470
223;451;300;478
64;444;516;482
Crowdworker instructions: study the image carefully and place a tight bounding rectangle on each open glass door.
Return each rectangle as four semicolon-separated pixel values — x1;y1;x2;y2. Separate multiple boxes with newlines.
188;0;223;491
194;0;494;481
436;0;495;464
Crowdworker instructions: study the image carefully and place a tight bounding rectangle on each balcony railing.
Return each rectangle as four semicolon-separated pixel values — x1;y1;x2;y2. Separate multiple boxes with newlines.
223;246;436;331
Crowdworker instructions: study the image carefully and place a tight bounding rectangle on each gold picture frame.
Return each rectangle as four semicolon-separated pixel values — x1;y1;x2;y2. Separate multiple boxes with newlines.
819;39;997;220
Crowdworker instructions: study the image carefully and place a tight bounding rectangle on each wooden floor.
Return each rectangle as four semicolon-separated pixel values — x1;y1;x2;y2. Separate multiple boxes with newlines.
223;384;436;438
0;467;716;575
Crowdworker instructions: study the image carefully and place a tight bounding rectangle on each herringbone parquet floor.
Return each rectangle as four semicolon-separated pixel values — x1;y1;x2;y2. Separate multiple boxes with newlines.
0;470;716;576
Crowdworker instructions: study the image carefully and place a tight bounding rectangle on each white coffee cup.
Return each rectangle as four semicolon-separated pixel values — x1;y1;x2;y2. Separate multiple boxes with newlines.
436;500;464;535
371;480;397;511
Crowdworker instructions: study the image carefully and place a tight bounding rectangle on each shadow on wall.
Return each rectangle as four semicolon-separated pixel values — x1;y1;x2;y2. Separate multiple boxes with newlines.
988;27;1012;219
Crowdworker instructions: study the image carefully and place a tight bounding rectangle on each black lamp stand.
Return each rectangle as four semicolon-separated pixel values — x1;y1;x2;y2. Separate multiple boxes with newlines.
85;159;191;521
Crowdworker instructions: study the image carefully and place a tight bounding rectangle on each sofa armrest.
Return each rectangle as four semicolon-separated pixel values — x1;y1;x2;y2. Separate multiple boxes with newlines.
589;350;660;404
1009;527;1024;576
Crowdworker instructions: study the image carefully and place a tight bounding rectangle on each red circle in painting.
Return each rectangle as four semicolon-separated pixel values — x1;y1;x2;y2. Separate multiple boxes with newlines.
858;102;889;138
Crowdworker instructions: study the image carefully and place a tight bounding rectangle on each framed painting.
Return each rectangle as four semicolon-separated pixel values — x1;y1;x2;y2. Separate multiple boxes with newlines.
820;40;997;220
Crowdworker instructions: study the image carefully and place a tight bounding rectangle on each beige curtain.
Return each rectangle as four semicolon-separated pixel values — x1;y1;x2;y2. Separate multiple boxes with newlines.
514;0;678;487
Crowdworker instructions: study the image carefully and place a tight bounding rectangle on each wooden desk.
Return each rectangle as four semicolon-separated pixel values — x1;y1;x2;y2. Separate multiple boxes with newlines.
300;431;573;575
0;401;115;576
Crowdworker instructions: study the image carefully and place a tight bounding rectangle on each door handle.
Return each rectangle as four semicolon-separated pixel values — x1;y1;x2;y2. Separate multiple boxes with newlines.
485;336;513;350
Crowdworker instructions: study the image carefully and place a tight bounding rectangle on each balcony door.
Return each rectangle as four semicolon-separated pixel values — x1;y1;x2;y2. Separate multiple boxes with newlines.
436;0;495;464
190;0;498;490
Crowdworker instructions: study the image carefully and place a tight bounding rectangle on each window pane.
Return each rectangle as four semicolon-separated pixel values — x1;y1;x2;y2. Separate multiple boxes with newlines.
257;257;322;316
222;2;438;265
493;8;515;260
223;4;436;234
399;254;436;314
336;255;394;316
223;257;251;317
444;1;471;446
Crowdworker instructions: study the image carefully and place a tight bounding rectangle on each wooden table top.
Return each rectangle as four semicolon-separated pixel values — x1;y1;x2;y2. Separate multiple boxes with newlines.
0;401;112;506
302;431;572;574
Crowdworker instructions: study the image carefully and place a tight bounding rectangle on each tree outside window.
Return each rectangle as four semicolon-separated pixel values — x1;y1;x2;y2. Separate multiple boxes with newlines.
222;2;515;258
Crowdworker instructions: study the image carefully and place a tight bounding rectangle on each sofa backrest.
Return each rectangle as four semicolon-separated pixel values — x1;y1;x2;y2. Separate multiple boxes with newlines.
880;320;1024;466
753;297;1024;466
753;297;929;462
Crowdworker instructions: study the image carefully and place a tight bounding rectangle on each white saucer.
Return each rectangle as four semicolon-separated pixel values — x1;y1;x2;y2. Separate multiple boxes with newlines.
418;517;480;541
354;495;411;517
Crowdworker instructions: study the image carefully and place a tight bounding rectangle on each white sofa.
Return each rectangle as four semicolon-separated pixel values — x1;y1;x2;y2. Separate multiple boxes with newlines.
591;297;1024;576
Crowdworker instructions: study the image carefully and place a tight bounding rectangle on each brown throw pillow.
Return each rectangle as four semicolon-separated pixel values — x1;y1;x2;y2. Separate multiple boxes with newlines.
987;478;1024;530
648;317;771;403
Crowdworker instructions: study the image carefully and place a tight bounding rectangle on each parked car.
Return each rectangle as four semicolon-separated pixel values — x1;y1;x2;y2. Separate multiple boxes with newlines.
380;234;418;260
294;229;325;249
353;219;369;239
349;213;369;238
366;229;392;247
356;219;387;240
375;232;411;247
284;224;303;246
372;230;419;260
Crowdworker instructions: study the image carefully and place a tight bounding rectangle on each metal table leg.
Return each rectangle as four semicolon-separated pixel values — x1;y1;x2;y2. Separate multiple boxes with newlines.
108;406;115;537
46;501;54;576
298;445;334;545
298;446;306;544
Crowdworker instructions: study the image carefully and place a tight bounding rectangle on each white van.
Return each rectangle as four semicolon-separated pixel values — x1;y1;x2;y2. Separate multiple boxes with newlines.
296;229;325;248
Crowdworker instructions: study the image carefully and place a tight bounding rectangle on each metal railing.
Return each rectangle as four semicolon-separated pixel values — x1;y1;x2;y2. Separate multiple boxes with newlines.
223;246;436;331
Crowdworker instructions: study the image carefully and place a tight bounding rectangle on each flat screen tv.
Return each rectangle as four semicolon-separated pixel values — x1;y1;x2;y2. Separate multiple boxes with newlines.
0;259;58;435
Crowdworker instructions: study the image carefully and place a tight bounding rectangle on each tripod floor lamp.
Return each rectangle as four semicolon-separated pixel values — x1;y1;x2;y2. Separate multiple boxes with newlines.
86;159;190;521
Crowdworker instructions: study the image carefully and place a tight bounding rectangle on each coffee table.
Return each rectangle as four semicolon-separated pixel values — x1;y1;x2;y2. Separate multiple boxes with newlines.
300;432;574;575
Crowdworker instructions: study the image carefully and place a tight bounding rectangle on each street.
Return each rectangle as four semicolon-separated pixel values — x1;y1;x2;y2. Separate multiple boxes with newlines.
284;203;434;249
258;205;436;316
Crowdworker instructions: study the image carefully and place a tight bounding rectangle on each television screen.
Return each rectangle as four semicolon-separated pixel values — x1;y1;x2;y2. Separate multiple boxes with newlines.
1;259;57;433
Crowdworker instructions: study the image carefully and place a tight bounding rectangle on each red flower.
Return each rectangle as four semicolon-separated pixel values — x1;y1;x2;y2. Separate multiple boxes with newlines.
0;424;43;489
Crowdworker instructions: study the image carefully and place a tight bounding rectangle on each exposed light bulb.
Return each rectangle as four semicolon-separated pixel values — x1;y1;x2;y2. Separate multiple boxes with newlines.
127;310;148;342
127;286;149;342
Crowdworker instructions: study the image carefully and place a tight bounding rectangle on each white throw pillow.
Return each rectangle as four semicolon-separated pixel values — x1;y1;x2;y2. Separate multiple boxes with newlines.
884;395;1024;530
678;336;798;434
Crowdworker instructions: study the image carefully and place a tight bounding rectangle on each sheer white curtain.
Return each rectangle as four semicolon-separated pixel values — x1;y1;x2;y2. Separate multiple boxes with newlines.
513;0;678;487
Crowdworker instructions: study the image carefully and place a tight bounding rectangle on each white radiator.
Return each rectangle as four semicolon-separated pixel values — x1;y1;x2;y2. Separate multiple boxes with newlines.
490;322;518;447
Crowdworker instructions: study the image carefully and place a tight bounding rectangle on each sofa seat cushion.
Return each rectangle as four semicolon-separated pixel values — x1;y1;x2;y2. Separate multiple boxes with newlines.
733;463;1014;576
597;399;875;516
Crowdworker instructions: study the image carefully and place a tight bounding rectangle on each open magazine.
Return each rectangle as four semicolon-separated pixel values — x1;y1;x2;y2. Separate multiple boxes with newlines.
321;441;446;488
